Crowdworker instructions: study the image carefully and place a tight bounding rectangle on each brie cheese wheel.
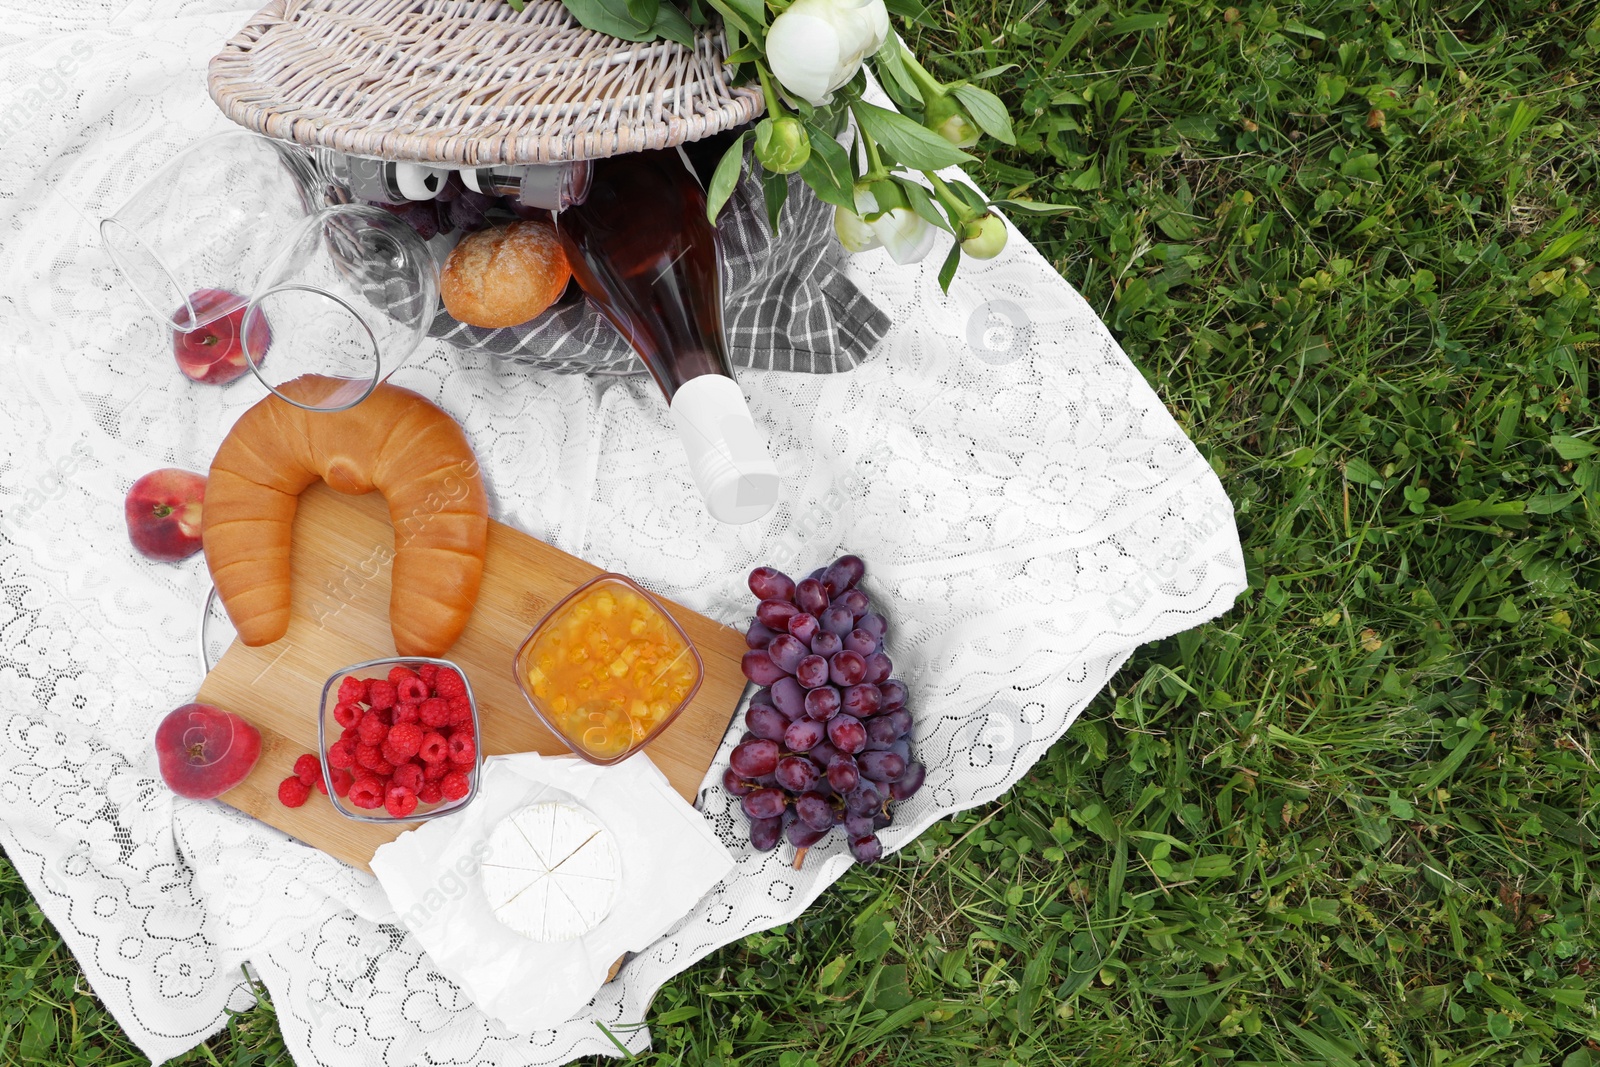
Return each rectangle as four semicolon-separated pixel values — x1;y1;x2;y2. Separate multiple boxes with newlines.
481;801;620;941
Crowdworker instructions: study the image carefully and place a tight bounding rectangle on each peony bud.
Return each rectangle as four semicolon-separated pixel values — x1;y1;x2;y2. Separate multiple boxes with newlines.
959;213;1008;259
766;0;890;107
855;186;935;265
923;94;981;148
754;116;812;174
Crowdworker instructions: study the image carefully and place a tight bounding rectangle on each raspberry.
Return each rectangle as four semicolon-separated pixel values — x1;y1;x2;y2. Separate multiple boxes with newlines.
328;767;354;797
418;664;440;688
386;722;423;761
423;757;450;781
418;731;449;763
370;757;394;778
397;675;429;704
337;676;368;705
418;781;443;805
340;725;360;745
380;741;407;767
391;761;424;794
357;711;388;746
348;775;384;809
354;741;386;771
448;694;473;725
447;732;476;766
385;784;418;819
393;701;421;725
434;668;466;700
278;776;311;807
326;740;354;769
293;753;321;786
333;700;363;729
388;665;420;686
440;771;470;802
366;679;397;711
419;698;452;728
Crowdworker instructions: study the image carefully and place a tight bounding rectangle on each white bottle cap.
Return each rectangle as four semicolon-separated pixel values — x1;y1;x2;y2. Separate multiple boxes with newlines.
394;162;446;200
669;375;781;525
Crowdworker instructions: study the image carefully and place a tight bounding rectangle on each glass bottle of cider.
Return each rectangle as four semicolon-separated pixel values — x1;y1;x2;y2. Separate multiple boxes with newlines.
556;148;780;524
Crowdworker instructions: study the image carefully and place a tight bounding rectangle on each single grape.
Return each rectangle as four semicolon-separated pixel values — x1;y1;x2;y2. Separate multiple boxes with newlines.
756;598;800;630
749;815;783;851
767;634;808;674
810;630;843;658
739;731;756;744
890;738;912;764
795;577;829;616
775;754;822;793
783;717;826;752
730;739;780;778
826;753;860;793
822;555;865;597
866;715;899;746
755;772;778;788
796;791;834;832
795;654;829;689
748;566;796;603
842;683;882;718
768;676;803;720
859;750;906;782
803;685;841;721
745;619;777;649
828;714;867;754
746;704;789;742
878;679;908;710
843;628;879;657
787;820;827;848
837;588;870;619
723;767;756;796
843;812;874;838
741;787;788;821
749;687;775;709
848;833;883;864
857;612;887;642
862;652;893;685
889;762;925;800
787;612;820;644
807;739;841;769
845;781;882;816
741;650;787;686
872;811;892;830
885;708;913;737
820;605;855;637
806;566;825;580
829;650;867;687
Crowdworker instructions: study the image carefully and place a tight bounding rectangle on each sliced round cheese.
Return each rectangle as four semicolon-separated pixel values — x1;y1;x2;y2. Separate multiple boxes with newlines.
480;801;620;941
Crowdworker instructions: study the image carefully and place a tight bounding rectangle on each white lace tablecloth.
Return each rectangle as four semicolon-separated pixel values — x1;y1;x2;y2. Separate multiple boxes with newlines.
0;2;1246;1063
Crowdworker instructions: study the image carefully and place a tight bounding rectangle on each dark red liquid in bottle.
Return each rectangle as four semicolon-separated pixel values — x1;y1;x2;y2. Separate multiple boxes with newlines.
555;149;731;400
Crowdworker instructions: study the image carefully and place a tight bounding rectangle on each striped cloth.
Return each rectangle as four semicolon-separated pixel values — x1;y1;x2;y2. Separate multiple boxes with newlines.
425;162;892;375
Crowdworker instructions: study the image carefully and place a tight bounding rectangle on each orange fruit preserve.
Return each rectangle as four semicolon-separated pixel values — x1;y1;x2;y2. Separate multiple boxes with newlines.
523;579;700;759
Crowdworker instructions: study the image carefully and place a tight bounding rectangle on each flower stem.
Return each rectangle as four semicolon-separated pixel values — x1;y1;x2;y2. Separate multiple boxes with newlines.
756;64;785;118
926;172;977;221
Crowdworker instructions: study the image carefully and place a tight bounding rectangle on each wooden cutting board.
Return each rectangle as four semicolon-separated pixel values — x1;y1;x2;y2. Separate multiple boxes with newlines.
198;482;748;872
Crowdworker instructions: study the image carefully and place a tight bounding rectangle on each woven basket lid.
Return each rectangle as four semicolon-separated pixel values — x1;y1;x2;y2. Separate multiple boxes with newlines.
208;0;764;165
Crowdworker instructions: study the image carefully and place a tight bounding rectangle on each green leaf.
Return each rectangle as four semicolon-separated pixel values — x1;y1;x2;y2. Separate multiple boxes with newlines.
988;198;1075;215
1014;931;1061;1029
624;0;658;27
871;36;923;105
762;168;789;234
950;83;1016;145
562;0;656;40
1486;1010;1514;1040
1109;12;1168;33
650;1;694;45
798;124;857;213
1552;434;1599;460
817;953;853;989
937;240;961;292
702;0;762;40
1344;456;1382;486
1046;2;1106;67
1525;489;1580;514
706;132;748;223
894;177;951;232
851;101;976;170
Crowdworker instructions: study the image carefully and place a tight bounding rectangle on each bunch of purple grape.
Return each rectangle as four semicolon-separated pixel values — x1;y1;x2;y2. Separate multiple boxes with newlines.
729;555;924;866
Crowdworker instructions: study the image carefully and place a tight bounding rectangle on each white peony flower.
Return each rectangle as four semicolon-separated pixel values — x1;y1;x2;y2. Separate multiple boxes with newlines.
766;0;890;107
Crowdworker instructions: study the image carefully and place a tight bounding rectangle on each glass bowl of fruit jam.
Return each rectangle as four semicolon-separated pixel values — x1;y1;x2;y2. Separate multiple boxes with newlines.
514;574;703;765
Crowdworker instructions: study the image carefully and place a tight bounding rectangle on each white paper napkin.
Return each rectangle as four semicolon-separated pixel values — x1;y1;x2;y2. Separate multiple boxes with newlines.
369;752;735;1032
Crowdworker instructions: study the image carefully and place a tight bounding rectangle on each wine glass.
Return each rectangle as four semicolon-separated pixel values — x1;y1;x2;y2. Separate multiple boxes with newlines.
100;132;439;411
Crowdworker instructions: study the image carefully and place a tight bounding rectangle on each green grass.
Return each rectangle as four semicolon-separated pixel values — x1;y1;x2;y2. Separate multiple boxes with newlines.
7;1;1600;1063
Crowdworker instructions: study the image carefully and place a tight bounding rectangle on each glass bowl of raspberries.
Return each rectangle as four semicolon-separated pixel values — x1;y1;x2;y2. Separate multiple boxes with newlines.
316;656;482;823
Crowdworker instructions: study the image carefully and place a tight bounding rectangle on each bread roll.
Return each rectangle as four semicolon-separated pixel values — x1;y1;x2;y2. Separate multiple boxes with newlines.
203;376;489;657
441;220;571;328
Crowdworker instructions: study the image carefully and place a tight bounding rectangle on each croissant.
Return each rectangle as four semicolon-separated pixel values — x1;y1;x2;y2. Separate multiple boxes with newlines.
203;376;489;657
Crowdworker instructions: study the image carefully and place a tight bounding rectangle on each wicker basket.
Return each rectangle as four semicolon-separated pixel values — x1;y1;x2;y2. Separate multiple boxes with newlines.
207;0;764;166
